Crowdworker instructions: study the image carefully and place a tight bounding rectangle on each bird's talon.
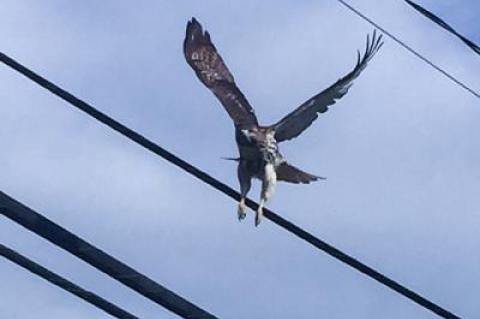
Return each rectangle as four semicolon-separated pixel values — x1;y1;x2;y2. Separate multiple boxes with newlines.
255;208;263;227
237;200;247;221
238;211;246;221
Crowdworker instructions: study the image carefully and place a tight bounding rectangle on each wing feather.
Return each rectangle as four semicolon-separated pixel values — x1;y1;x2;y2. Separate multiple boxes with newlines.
184;18;258;129
271;30;383;142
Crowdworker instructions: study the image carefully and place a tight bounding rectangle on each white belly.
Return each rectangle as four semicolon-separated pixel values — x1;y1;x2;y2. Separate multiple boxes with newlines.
262;162;277;201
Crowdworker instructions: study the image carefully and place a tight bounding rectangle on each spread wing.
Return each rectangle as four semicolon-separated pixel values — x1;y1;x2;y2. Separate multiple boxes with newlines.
270;30;383;142
184;18;258;129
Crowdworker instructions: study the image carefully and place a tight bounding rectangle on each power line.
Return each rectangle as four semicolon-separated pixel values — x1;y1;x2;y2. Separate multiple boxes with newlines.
0;52;460;319
0;243;141;319
334;0;480;99
405;0;480;56
0;192;218;319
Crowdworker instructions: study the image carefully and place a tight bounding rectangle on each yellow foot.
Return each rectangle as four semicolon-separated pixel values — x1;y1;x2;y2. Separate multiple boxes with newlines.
237;199;247;221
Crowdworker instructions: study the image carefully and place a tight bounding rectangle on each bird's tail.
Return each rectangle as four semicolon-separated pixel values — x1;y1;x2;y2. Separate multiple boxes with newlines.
276;162;326;184
221;157;240;162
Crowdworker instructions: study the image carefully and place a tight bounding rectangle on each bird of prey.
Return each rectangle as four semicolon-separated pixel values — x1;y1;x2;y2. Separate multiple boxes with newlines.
184;18;383;226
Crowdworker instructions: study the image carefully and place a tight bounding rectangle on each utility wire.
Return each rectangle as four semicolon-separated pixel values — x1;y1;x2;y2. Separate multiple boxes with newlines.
0;52;460;319
0;243;141;319
405;0;480;56
334;0;479;99
0;192;218;319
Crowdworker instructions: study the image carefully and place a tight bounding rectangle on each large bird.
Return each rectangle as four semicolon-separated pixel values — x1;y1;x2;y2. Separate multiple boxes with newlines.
184;18;383;226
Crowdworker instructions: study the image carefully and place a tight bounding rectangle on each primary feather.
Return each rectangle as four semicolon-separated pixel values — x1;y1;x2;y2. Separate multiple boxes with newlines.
270;30;383;142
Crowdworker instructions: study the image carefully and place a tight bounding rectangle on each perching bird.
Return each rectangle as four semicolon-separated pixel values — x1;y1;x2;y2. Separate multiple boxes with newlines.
183;18;383;226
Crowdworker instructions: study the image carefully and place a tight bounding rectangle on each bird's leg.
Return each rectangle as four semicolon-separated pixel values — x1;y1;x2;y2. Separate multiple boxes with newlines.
255;163;277;227
237;161;252;222
238;197;247;221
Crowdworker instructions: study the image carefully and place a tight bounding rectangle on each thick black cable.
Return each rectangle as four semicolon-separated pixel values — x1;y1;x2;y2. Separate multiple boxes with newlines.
0;193;217;319
334;0;479;99
0;243;140;319
405;0;480;55
0;52;460;319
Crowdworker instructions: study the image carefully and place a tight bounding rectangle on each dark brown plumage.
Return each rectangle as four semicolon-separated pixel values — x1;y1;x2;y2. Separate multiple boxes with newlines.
184;18;383;226
184;19;258;129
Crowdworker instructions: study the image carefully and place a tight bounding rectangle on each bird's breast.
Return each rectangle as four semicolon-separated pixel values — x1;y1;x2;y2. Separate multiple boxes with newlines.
235;127;282;163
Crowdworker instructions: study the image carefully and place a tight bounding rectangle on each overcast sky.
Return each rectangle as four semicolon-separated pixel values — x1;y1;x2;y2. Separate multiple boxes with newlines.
0;1;479;318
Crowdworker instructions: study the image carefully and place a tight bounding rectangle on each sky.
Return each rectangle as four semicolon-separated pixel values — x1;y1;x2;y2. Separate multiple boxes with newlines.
0;1;479;318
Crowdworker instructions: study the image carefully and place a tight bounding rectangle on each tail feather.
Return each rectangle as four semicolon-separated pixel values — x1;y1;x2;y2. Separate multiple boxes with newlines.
276;162;325;184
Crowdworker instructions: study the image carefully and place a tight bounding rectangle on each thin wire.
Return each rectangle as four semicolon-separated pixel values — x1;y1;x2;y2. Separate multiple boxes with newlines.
0;192;217;319
0;243;141;319
405;0;480;56
0;52;460;319
334;0;480;99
